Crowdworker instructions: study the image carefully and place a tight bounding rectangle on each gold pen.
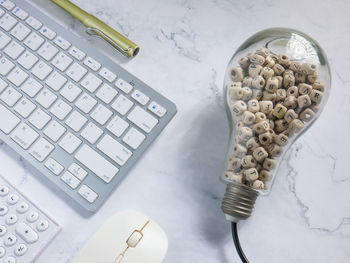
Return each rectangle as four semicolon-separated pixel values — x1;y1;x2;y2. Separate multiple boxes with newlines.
51;0;140;58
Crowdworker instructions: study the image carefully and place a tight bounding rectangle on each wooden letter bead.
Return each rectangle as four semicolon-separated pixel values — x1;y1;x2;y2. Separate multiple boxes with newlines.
288;119;304;134
286;86;299;97
258;132;273;145
274;133;289;146
232;100;247;115
299;108;315;122
267;143;281;157
248;64;262;77
283;69;294;78
312;81;325;92
252;180;265;190
265;77;279;92
252;76;265;89
244;168;259;181
253;147;268;163
259;170;272;181
283;74;295;88
272;63;285;75
283;96;297;109
262;91;276;103
263;158;277;170
232;144;247;158
241;155;257;168
297;94;312;108
242;77;253;87
253;121;269;134
276;89;287;102
256;47;270;58
276;76;283;88
295;72;306;84
242;111;256;125
298;83;312;95
264;56;275;68
255;112;267;122
278;54;291;67
238;56;250;68
238;127;253;141
272;103;287;119
226;173;244;183
289;61;301;72
284;109;298;123
252;89;263;100
261;67;274;80
230;67;244;82
250;54;265;65
307;71;318;84
281;127;293;137
274;119;288;132
310;89;323;104
241;87;253;100
247;99;260;113
227;157;242;171
229;86;244;100
300;63;317;75
236;121;244;129
259;101;273;114
268;119;275;130
310;103;320;113
246;137;260;151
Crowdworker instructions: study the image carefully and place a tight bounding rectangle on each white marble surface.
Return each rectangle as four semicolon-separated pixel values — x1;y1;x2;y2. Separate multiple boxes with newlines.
0;0;349;262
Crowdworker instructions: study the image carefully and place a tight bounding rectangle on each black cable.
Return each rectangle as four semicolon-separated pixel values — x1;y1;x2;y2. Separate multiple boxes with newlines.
231;222;250;263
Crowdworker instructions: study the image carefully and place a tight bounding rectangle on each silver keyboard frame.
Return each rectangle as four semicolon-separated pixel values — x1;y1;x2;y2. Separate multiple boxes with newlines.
0;0;177;212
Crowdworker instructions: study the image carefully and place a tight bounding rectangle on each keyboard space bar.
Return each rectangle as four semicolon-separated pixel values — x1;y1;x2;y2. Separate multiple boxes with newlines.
75;145;119;183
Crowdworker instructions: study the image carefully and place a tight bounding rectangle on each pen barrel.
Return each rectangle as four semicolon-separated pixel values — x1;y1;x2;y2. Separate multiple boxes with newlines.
51;0;89;22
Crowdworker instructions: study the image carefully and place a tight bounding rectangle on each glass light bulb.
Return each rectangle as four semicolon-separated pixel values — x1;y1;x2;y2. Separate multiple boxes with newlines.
221;28;331;222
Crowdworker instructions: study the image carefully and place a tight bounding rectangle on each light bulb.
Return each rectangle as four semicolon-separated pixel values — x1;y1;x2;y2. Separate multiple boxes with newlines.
220;28;331;222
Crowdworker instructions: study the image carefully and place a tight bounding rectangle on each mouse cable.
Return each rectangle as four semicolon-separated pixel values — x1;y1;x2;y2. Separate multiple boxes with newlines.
231;222;250;263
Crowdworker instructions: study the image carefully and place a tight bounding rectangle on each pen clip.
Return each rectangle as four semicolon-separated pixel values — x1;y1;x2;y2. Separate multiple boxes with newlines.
85;27;131;56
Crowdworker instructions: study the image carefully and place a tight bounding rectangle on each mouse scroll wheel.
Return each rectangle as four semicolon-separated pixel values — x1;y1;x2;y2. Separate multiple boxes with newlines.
127;230;143;247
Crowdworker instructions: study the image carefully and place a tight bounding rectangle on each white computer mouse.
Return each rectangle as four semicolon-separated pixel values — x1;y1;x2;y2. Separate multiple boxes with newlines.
72;210;168;263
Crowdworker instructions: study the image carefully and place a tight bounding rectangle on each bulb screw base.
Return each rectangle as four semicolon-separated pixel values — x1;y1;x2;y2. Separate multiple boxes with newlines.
221;181;259;222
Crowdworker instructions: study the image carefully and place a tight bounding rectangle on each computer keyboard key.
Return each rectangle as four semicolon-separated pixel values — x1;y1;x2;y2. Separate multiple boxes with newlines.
115;78;133;94
60;82;81;102
45;71;67;91
16;202;29;214
31;60;53;80
111;94;133;115
26;16;42;30
0;246;4;257
4;41;24;59
131;90;149;106
35;88;57;108
107;116;129;137
61;171;80;189
91;104;112;125
30;137;54;162
38;42;58;61
10;123;39;149
0;205;8;216
75;145;119;183
123;127;145;150
7;66;28;86
5;214;18;225
0;1;15;11
81;72;102;93
0;14;17;31
0;56;14;76
7;194;19;205
0;31;11;49
10;22;30;40
50;99;72;120
68;163;87;181
54;36;71;50
17;50;39;69
36;220;49;232
80;122;103;144
96;83;117;104
12;7;28;20
24;32;44;51
75;93;97;114
14;97;36;118
68;46;85;60
4;234;17;246
45;158;64;175
44;120;66;142
84;56;101;71
5;256;16;263
78;185;98;203
52;52;73;71
21;77;42;97
127;106;158;133
59;132;81;154
0;104;20;134
0;79;7;93
15;222;38;243
14;243;27;256
26;211;39;223
66;62;87;82
39;26;56;40
97;134;132;166
0;86;21;107
148;101;167;117
99;67;116;83
29;108;51;130
65;111;87;132
0;186;9;196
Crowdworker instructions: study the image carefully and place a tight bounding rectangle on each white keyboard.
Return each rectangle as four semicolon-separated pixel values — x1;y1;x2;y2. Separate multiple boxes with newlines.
0;0;177;212
0;174;60;263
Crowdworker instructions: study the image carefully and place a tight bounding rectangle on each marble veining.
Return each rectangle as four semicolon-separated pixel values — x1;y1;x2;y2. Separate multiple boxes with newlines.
0;0;349;262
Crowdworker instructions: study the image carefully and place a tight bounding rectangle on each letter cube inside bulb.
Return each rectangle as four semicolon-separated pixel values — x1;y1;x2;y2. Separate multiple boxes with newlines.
272;103;287;119
263;91;276;103
229;86;244;100
289;61;301;72
239;56;250;68
300;63;317;75
313;81;325;92
276;89;287;102
253;147;268;162
252;180;265;190
246;137;260;151
242;111;256;125
295;72;306;84
253;120;269;134
259;170;272;181
263;158;277;170
274;119;288;132
252;89;263;100
230;67;244;82
278;54;291;67
255;112;267;122
241;87;253;100
232;144;247;158
274;133;289;146
267;143;281;157
248;64;262;77
227;157;242;171
250;54;265;65
265;77;279;92
244;168;259;181
258;132;273;145
231;100;247;115
272;63;285;75
261;67;274;80
288;119;304;134
241;155;257;168
283;96;298;109
284;109;298;123
310;89;323;104
297;94;312;108
264;56;275;68
307;71;318;84
247;99;260;112
252;76;265;89
243;77;253;87
298;83;312;95
283;75;295;88
256;47;270;58
259;101;273;114
287;86;299;97
238;127;253;141
299;108;315;122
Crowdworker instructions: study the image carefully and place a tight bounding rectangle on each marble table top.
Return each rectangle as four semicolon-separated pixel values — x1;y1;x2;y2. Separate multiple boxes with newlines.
0;0;349;262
